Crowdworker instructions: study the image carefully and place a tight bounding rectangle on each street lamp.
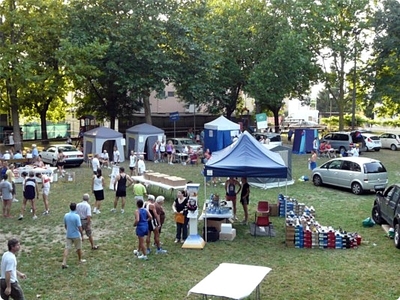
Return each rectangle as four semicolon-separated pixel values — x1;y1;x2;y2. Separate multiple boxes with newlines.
352;28;361;131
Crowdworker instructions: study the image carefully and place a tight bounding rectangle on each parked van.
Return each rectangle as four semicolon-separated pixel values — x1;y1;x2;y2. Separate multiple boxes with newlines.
320;131;367;154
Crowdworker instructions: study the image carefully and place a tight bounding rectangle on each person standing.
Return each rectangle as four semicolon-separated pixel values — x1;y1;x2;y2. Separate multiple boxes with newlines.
92;169;105;214
225;177;242;220
19;172;39;220
137;155;146;176
172;191;188;243
166;140;174;165
91;154;100;175
31;144;39;159
240;177;250;225
36;173;51;215
144;195;167;255
288;129;294;143
0;174;13;218
56;149;66;177
308;150;318;171
159;139;166;162
111;167;133;214
112;146;120;166
134;199;152;260
129;151;137;176
0;238;27;300
153;140;160;163
133;180;147;202
76;194;99;250
155;196;166;236
6;164;18;203
61;202;85;269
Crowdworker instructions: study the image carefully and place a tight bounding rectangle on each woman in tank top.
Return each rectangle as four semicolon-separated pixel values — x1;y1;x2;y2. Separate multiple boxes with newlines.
92;168;105;214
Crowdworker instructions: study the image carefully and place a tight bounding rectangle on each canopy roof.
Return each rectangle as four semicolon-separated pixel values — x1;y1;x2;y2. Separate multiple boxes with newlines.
204;116;240;131
204;131;287;178
126;123;164;135
83;126;122;139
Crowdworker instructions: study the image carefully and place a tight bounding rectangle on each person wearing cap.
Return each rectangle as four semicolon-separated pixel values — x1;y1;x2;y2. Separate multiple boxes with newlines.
31;144;39;159
144;195;167;255
61;202;85;269
3;151;10;160
76;194;99;250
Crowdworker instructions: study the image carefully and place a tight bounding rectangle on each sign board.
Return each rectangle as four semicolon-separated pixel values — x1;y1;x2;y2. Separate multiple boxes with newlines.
256;113;268;129
169;111;180;122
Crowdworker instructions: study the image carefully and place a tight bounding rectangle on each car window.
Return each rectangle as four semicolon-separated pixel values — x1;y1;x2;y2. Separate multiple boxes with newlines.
48;148;56;153
328;160;342;170
337;134;349;141
341;161;351;171
180;139;193;145
59;146;78;152
389;187;400;210
385;186;395;198
323;134;332;140
380;134;388;138
364;162;387;173
350;162;361;172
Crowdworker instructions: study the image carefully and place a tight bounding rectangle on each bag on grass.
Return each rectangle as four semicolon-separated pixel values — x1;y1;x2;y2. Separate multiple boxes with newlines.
362;217;375;227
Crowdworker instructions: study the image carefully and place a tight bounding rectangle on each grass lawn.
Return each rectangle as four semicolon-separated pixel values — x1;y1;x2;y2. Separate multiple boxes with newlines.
1;147;399;299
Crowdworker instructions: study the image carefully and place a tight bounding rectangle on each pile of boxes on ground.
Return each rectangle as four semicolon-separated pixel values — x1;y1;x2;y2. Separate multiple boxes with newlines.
143;172;186;187
279;194;362;249
203;219;236;242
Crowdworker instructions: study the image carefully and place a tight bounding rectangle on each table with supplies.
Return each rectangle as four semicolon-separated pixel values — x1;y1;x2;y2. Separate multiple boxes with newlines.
14;166;58;183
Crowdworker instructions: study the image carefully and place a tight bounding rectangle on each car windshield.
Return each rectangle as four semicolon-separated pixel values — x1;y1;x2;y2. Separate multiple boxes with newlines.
58;145;78;152
364;162;387;173
179;139;195;145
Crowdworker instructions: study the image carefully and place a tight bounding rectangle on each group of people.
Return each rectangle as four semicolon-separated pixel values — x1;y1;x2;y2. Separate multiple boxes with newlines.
152;139;175;165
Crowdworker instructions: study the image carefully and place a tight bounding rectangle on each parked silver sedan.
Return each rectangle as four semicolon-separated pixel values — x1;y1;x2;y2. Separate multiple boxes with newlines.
312;157;388;195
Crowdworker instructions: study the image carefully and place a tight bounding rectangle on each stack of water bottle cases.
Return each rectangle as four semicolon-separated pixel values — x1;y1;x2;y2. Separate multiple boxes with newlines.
278;194;362;249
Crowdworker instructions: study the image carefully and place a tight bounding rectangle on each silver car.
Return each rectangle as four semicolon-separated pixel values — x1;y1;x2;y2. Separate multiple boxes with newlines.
169;138;202;153
380;133;400;151
39;144;84;167
312;157;388;195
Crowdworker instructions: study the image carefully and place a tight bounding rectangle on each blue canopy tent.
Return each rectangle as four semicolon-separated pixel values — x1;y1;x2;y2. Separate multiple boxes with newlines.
204;116;240;153
204;131;288;178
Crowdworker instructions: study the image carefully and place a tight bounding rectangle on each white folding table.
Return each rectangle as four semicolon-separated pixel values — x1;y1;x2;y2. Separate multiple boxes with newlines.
187;263;272;300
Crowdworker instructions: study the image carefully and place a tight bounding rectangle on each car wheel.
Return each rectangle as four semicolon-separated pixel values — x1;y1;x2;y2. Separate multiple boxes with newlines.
313;175;322;186
371;205;383;225
395;223;400;249
391;144;397;151
52;159;57;167
375;148;380;152
351;182;363;195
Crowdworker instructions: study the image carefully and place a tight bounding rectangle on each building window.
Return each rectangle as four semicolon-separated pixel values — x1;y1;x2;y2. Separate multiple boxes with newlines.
167;91;175;97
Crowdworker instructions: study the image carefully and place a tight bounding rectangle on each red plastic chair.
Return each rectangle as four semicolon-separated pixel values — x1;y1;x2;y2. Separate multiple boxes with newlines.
254;201;271;237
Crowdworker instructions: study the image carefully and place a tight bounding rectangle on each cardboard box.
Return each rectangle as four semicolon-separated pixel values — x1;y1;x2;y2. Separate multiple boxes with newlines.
205;219;223;232
166;176;186;187
269;204;278;217
147;173;160;181
152;173;167;183
219;228;236;241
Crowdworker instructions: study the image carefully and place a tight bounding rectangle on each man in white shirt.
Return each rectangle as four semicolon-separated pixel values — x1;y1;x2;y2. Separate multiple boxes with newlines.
3;151;11;160
100;150;110;169
92;154;100;175
76;194;98;250
137;155;146;175
112;146;120;166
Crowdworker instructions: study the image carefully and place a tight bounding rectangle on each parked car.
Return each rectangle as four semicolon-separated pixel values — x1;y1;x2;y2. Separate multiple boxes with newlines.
168;138;202;153
379;133;400;151
320;131;367;154
312;157;388;195
39;144;84;167
372;184;400;248
253;133;283;148
363;133;381;152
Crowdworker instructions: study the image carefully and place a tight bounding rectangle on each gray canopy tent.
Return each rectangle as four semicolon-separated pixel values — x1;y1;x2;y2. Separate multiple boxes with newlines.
125;123;164;160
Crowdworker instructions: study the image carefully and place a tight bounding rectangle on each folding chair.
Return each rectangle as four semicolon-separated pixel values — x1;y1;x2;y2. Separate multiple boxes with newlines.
254;201;272;237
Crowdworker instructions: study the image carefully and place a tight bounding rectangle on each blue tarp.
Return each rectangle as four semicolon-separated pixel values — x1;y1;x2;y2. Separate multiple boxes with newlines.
204;131;288;178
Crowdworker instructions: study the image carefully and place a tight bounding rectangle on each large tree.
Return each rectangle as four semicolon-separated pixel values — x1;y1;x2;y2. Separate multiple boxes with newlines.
62;0;178;128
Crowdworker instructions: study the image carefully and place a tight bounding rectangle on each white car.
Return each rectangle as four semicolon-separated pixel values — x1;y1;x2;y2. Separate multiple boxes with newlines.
380;133;400;151
39;144;84;167
363;133;381;152
169;138;202;153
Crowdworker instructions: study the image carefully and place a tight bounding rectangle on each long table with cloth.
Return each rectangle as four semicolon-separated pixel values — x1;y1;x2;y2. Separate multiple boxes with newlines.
14;166;58;183
187;263;272;300
130;175;186;195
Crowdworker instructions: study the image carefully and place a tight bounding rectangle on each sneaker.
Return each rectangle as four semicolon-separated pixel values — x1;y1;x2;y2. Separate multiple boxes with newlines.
96;210;101;214
156;248;167;254
234;216;239;221
32;215;38;220
93;208;97;213
12;198;19;203
154;160;159;163
61;264;68;269
181;239;185;244
138;255;148;260
121;209;125;214
18;215;23;220
133;249;139;256
110;208;116;213
30;208;33;213
146;249;151;255
42;211;49;215
174;239;180;243
79;259;87;264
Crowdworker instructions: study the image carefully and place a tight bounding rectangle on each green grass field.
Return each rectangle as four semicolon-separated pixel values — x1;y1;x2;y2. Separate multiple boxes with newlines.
1;147;399;300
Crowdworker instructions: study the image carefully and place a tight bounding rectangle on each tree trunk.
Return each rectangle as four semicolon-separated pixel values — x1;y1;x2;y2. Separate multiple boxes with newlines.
39;99;51;140
272;108;280;133
109;116;116;129
10;102;22;151
142;91;152;124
